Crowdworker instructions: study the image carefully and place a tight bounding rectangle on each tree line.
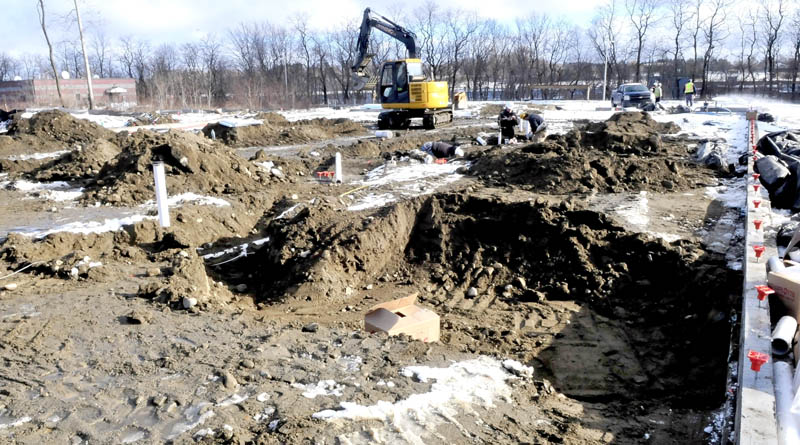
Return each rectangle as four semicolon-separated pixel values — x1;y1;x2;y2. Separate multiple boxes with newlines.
2;0;800;109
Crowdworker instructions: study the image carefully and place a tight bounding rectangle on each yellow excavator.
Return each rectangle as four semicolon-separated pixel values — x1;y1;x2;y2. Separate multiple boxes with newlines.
352;8;452;130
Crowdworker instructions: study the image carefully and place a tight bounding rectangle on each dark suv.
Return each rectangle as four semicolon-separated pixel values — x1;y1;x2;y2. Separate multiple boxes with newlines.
611;83;653;108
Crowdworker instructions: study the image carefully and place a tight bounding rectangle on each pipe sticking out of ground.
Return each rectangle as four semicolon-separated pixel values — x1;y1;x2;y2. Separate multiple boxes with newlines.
153;161;170;228
772;316;798;356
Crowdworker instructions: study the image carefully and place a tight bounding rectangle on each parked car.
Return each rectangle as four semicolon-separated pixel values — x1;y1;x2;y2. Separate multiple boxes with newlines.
611;83;653;108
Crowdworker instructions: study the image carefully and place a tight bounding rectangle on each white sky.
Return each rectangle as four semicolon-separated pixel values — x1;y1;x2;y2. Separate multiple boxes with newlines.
4;0;599;57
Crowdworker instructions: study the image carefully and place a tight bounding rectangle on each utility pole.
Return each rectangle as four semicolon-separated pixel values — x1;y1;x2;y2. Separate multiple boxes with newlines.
74;0;94;110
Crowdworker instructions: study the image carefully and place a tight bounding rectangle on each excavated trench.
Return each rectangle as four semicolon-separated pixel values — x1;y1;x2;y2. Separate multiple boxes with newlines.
211;193;740;414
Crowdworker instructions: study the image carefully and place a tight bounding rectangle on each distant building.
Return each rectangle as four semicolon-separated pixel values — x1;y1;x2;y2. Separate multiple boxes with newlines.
0;78;137;109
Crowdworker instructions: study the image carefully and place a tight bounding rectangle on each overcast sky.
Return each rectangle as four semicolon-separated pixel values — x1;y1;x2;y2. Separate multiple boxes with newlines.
4;0;599;57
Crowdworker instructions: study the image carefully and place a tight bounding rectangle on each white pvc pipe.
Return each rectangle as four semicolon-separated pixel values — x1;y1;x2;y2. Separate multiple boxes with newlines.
334;152;343;183
497;131;502;145
774;361;800;445
773;316;799;356
152;161;170;228
770;256;787;273
375;130;393;139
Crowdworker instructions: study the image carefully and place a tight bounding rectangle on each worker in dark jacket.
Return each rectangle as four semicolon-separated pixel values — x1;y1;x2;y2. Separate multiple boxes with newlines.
498;103;518;140
411;141;465;163
519;111;547;141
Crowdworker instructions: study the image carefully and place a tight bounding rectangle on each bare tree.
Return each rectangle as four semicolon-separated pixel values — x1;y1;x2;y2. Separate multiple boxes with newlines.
760;0;786;94
669;0;694;95
444;9;480;96
700;0;732;96
36;0;64;107
90;30;111;78
791;9;800;99
626;0;659;83
689;0;705;79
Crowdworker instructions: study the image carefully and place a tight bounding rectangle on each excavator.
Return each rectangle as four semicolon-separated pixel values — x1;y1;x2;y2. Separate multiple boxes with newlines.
352;8;452;130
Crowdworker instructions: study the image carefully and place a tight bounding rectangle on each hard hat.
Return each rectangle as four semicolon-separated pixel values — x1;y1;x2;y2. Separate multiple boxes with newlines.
519;112;528;119
504;102;513;110
454;147;464;157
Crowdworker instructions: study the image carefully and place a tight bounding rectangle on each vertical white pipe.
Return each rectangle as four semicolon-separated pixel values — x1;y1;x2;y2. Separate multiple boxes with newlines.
152;161;170;228
334;152;343;183
497;131;502;145
773;316;799;356
774;361;800;445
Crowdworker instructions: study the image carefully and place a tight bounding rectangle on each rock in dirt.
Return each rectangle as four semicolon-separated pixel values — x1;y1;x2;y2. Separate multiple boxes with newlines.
302;323;319;333
222;371;238;389
466;287;478;298
122;309;151;325
182;297;198;309
3;283;18;291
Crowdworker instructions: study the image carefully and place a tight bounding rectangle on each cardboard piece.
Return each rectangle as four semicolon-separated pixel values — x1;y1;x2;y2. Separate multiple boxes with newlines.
364;293;440;342
768;260;800;319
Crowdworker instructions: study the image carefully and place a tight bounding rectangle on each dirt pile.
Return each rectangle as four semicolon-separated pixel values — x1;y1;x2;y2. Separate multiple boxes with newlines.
78;130;267;205
214;192;737;408
7;109;115;148
31;139;120;181
202;117;367;147
468;112;714;193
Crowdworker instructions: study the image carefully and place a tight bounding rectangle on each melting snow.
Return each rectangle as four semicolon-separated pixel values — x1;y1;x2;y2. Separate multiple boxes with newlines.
4;150;71;161
292;380;344;398
312;356;532;444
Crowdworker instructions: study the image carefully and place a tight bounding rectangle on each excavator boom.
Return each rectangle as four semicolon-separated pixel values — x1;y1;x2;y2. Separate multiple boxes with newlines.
352;8;417;80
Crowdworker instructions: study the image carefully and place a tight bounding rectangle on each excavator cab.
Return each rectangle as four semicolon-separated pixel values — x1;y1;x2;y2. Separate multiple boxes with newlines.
352;8;452;130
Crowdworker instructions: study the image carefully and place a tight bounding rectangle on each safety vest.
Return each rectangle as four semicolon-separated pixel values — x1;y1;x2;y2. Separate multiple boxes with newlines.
654;87;662;98
685;82;694;94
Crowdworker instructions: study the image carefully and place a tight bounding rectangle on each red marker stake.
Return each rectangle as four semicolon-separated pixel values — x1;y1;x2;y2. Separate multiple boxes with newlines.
755;285;774;301
747;350;769;372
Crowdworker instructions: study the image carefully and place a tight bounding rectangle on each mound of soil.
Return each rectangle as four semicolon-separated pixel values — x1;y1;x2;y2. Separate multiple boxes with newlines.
202;117;367;147
7;109;115;148
79;130;267;205
212;193;737;408
32;139;120;181
254;112;289;125
469;112;712;193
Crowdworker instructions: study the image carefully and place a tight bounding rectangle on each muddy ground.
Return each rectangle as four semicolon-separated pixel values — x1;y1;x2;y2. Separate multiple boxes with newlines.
0;109;745;444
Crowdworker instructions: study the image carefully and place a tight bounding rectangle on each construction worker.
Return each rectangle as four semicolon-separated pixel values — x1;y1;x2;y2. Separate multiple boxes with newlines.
518;111;547;141
413;141;465;163
498;103;518;141
685;79;695;107
653;82;663;105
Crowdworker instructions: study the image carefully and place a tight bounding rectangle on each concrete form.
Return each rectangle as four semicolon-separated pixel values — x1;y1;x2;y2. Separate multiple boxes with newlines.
736;113;779;443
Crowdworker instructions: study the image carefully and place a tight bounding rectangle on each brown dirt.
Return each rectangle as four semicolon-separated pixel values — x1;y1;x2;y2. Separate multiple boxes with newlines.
0;107;743;444
78;130;280;205
7;109;115;148
202;117;368;147
469;112;715;193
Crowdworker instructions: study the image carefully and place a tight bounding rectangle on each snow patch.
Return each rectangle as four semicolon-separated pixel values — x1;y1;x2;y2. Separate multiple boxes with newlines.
4;150;71;161
312;356;529;443
292;380;344;398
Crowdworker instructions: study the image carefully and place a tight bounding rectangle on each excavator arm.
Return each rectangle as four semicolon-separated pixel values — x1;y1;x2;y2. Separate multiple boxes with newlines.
351;8;417;90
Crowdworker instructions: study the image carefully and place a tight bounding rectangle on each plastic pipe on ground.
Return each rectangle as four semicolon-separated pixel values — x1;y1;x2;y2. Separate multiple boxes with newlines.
334;152;343;183
375;130;393;139
770;256;788;273
774;361;800;445
773;316;799;356
152;161;170;228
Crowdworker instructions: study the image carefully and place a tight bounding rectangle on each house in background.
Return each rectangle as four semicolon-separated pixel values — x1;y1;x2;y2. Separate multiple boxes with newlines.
0;78;137;109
